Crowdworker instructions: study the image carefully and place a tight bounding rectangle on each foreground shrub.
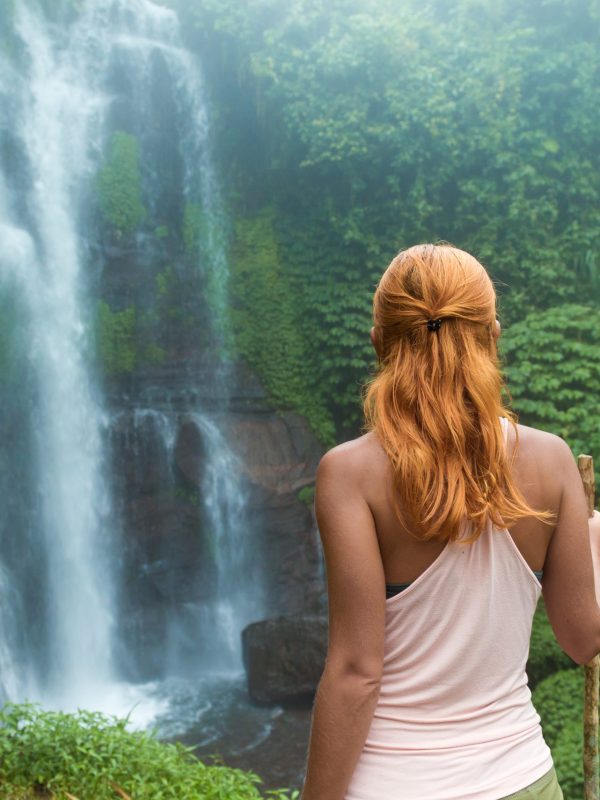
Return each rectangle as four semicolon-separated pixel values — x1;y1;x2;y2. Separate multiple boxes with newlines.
552;719;583;800
527;601;576;690
0;703;298;800
533;668;584;800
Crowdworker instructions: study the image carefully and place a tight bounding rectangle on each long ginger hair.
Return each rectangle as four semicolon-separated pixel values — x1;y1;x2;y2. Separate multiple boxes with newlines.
362;243;552;542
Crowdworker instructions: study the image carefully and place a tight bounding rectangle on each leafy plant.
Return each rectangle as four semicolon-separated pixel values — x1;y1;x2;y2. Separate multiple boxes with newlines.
230;210;335;445
532;669;585;800
527;601;577;691
183;202;204;258
551;719;584;800
502;304;600;484
95;301;137;376
0;702;298;800
297;486;315;506
155;225;170;240
97;132;146;237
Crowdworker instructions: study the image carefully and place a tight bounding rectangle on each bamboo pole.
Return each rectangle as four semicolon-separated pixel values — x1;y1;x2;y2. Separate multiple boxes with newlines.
579;454;599;800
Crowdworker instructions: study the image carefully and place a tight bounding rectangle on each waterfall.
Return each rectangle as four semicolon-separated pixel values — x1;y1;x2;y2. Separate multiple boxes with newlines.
80;0;231;343
187;413;263;670
2;1;119;707
0;0;262;718
110;409;262;678
0;194;39;705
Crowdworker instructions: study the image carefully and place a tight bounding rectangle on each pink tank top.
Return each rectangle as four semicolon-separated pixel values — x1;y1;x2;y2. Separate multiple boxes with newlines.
345;418;553;800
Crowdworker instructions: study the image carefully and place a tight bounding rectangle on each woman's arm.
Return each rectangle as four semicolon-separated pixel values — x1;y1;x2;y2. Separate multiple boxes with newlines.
588;510;600;607
301;445;386;800
542;437;600;664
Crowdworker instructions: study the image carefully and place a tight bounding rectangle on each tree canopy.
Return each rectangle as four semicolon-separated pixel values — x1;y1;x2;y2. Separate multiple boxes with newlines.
165;0;599;457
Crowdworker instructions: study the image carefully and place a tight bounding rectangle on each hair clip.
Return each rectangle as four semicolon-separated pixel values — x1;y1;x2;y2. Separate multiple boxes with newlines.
426;318;442;332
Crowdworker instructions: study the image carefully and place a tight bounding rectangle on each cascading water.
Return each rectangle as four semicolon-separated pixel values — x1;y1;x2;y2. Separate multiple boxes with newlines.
0;0;263;721
0;4;116;707
189;412;263;670
0;191;39;705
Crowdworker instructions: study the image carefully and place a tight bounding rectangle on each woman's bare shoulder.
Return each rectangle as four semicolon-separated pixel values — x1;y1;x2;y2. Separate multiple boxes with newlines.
316;433;391;510
319;422;575;492
318;431;387;476
505;421;577;516
508;421;573;465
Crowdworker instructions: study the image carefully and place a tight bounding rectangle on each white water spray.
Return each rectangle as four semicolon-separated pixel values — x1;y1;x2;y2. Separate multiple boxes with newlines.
13;3;115;706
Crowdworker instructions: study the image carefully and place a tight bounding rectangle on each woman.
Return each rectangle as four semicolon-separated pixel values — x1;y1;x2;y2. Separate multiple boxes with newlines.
300;243;600;800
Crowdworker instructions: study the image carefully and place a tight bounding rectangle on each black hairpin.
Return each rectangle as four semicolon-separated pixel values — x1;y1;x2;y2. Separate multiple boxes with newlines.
427;318;442;332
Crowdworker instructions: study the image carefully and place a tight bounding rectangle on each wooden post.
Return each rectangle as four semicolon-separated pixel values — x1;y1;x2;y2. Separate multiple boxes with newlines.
579;454;599;800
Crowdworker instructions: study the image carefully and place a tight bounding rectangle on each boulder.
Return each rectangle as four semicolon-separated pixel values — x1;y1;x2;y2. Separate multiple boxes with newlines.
104;355;327;681
242;615;328;705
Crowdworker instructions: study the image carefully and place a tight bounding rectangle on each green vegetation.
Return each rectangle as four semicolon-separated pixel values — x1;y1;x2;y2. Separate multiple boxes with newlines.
231;211;335;444
0;703;298;800
552;720;585;800
502;305;600;483
183;202;204;258
97;132;146;237
297;485;315;506
166;8;600;785
94;260;210;380
140;342;168;366
155;266;173;300
175;485;200;506
533;669;584;800
95;301;136;376
527;601;576;691
154;224;170;239
165;0;600;447
94;300;176;377
6;2;597;796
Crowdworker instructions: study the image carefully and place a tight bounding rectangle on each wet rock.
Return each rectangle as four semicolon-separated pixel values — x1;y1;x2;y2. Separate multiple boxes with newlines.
104;356;327;681
242;615;328;704
173;416;208;486
225;411;325;617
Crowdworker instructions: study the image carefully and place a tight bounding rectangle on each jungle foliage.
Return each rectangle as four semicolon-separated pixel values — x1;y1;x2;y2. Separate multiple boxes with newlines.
502;304;600;471
163;0;600;449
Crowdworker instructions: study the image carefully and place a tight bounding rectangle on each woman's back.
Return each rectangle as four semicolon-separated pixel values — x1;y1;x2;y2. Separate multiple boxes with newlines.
353;421;557;586
341;416;598;665
300;244;600;800
342;418;557;799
